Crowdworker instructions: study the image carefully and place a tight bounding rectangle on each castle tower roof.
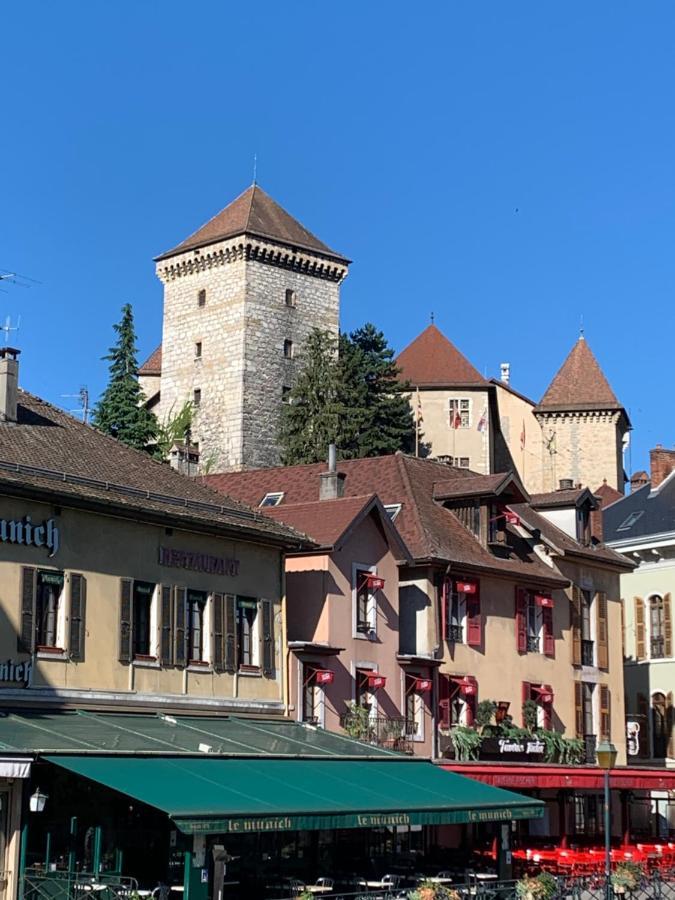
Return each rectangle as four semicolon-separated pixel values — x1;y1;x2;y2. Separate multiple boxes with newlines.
535;336;624;413
396;324;487;387
156;184;349;263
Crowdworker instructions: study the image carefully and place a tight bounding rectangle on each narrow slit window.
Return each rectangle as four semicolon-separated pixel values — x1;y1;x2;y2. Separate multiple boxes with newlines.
285;289;297;308
283;340;294;359
195;342;202;359
193;389;202;407
197;289;206;307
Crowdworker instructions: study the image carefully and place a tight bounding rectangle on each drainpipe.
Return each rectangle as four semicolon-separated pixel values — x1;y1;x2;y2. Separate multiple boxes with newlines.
281;553;290;716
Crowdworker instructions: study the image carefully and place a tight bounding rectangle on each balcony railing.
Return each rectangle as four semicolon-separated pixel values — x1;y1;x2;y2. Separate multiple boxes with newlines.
582;639;595;666
651;636;666;659
527;634;540;653
340;713;416;754
447;624;463;643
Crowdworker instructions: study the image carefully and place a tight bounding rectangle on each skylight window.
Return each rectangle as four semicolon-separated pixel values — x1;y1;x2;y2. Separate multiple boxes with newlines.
617;510;644;532
260;492;284;508
384;503;402;521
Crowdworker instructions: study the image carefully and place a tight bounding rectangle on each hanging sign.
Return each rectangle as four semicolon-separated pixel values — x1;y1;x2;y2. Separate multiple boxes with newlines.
504;511;521;526
626;721;640;757
360;574;385;591
454;581;477;594
0;515;60;557
315;670;334;685
414;678;432;692
367;673;386;689
535;594;553;608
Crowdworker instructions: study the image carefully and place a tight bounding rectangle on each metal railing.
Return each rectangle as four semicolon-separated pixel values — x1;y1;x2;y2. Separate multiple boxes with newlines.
582;640;595;666
339;714;417;753
527;635;541;653
447;624;464;643
651;637;666;659
22;870;138;900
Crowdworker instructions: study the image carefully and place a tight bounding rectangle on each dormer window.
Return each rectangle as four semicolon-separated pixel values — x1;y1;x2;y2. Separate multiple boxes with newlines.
260;492;284;508
577;506;591;545
384;503;401;521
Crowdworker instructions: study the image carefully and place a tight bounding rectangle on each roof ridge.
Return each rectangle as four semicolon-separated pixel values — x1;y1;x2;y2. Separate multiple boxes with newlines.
397;455;437;556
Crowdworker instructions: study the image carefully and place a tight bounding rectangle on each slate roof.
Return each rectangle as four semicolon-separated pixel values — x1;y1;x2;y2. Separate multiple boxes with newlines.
432;472;525;502
509;503;633;570
156;184;348;263
396;325;488;387
530;488;597;510
138;346;162;376
604;472;675;543
207;455;566;585
536;337;624;413
0;390;309;549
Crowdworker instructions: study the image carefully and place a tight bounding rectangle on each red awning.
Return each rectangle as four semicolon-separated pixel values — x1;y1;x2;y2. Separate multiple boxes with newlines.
439;764;675;792
454;580;477;595
535;594;553;608
363;671;386;689
451;676;477;696
532;684;554;704
360;573;385;591
504;511;521;526
413;677;432;693
314;670;334;685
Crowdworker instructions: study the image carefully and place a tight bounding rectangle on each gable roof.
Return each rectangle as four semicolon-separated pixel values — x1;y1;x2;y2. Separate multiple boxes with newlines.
594;480;624;509
264;494;410;558
432;471;529;503
156;184;348;263
206;455;566;586
396;325;488;387
530;487;599;511
0;390;308;549
536;337;624;413
138;345;162;376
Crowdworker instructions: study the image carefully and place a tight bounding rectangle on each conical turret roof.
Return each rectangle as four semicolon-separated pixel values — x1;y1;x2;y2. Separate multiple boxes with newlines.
156;184;348;262
396;324;487;387
536;336;623;412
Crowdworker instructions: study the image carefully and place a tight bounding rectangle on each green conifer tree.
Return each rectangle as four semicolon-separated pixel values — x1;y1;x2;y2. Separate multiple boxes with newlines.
92;304;157;452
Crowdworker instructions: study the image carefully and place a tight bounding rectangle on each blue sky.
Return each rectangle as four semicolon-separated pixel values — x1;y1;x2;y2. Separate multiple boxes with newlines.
1;2;674;474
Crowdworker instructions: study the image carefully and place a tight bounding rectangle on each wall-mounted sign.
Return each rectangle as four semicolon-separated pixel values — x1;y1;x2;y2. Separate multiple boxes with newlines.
315;670;334;685
0;659;32;687
626;721;640;757
454;581;477;594
498;738;545;755
159;547;240;577
414;678;432;692
0;516;60;558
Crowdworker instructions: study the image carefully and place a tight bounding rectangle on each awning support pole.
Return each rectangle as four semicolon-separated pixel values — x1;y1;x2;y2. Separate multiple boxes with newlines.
68;817;77;877
497;822;512;881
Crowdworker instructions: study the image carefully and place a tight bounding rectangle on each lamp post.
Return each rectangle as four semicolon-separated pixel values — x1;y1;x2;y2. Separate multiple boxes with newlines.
596;740;618;900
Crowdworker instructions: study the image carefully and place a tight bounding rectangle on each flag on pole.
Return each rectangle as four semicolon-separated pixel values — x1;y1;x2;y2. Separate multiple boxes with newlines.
416;388;423;424
451;408;462;429
477;407;487;433
520;420;526;451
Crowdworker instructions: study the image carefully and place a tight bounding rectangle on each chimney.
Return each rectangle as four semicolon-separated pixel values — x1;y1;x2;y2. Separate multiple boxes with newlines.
650;444;675;488
169;441;200;476
0;347;20;423
500;362;511;385
629;470;650;493
559;478;574;491
319;444;346;501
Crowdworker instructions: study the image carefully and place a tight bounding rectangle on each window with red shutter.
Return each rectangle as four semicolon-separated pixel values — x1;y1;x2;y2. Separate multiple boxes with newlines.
464;677;477;725
438;673;451;729
515;588;528;653
542;606;555;657
466;584;482;647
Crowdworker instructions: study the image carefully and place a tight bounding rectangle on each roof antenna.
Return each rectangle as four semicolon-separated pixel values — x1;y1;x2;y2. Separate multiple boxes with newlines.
61;386;90;424
1;315;20;348
579;314;585;340
252;153;257;186
430;311;435;324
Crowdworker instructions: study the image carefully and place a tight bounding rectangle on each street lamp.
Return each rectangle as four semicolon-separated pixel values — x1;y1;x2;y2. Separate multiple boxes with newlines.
596;740;618;900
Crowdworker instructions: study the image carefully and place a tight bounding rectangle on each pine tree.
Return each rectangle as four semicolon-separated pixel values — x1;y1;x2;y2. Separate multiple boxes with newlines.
347;323;415;457
278;330;344;464
92;304;157;452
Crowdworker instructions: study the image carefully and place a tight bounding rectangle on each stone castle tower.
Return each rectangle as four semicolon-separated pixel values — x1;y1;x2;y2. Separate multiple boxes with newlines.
534;335;630;493
140;185;349;472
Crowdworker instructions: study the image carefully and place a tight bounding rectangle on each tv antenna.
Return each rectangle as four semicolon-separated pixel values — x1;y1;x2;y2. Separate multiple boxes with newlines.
0;269;40;295
61;386;90;424
1;316;21;347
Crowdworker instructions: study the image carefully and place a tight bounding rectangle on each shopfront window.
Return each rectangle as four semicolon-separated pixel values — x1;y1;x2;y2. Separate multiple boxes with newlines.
36;571;64;648
132;581;155;657
187;590;207;663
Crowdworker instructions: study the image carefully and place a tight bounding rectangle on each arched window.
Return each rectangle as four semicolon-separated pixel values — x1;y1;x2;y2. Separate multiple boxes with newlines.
651;692;669;758
649;595;666;658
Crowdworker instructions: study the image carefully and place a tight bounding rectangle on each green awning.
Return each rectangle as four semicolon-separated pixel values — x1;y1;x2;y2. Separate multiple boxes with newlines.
45;755;543;834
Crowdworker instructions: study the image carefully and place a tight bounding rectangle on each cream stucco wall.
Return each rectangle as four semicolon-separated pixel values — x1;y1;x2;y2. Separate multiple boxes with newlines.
415;387;491;472
493;383;545;493
0;493;285;711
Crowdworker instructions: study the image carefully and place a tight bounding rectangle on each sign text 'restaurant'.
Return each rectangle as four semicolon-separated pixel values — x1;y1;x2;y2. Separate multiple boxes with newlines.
159;547;240;577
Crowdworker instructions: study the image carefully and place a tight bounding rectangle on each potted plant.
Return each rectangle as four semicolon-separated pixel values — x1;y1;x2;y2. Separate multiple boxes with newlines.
611;861;642;894
408;882;460;900
449;725;482;761
522;699;539;732
516;872;558;900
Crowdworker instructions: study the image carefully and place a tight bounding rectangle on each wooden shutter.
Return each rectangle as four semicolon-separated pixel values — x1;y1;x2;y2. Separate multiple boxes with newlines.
574;682;584;737
261;599;274;676
466;583;482;647
18;567;36;653
173;587;186;668
69;574;86;662
440;578;449;640
621;599;626;658
464;679;476;726
158;586;174;666
600;685;611;739
212;593;224;672
521;681;531;727
118;579;133;664
596;591;609;670
667;691;674;759
543;691;553;730
664;593;672;658
515;587;527;653
438;674;451;729
637;692;649;757
635;597;645;660
224;594;237;673
571;586;582;666
542;606;555;657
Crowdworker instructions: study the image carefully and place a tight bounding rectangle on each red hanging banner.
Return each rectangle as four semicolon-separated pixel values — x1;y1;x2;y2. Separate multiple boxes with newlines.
360;573;385;591
535;594;554;608
504;511;521;526
315;670;334;685
414;677;432;692
367;672;386;689
454;580;477;595
533;684;554;704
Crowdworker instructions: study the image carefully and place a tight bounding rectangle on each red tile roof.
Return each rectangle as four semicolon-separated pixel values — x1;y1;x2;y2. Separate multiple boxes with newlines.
156;184;348;263
138;345;162;376
536;337;623;412
206;455;566;585
594;481;624;508
530;488;596;509
396;325;488;387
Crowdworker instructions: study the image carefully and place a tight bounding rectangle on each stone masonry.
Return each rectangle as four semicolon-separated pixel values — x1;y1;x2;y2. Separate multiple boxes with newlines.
155;236;346;472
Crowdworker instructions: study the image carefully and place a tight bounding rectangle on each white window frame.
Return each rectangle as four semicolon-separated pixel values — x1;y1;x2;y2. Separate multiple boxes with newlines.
449;398;472;429
298;661;326;728
352;563;377;639
353;660;378;719
236;598;261;669
186;591;211;667
526;593;544;653
131;583;160;666
448;589;467;642
260;492;285;508
384;503;402;521
647;594;668;660
403;675;425;742
35;571;66;654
